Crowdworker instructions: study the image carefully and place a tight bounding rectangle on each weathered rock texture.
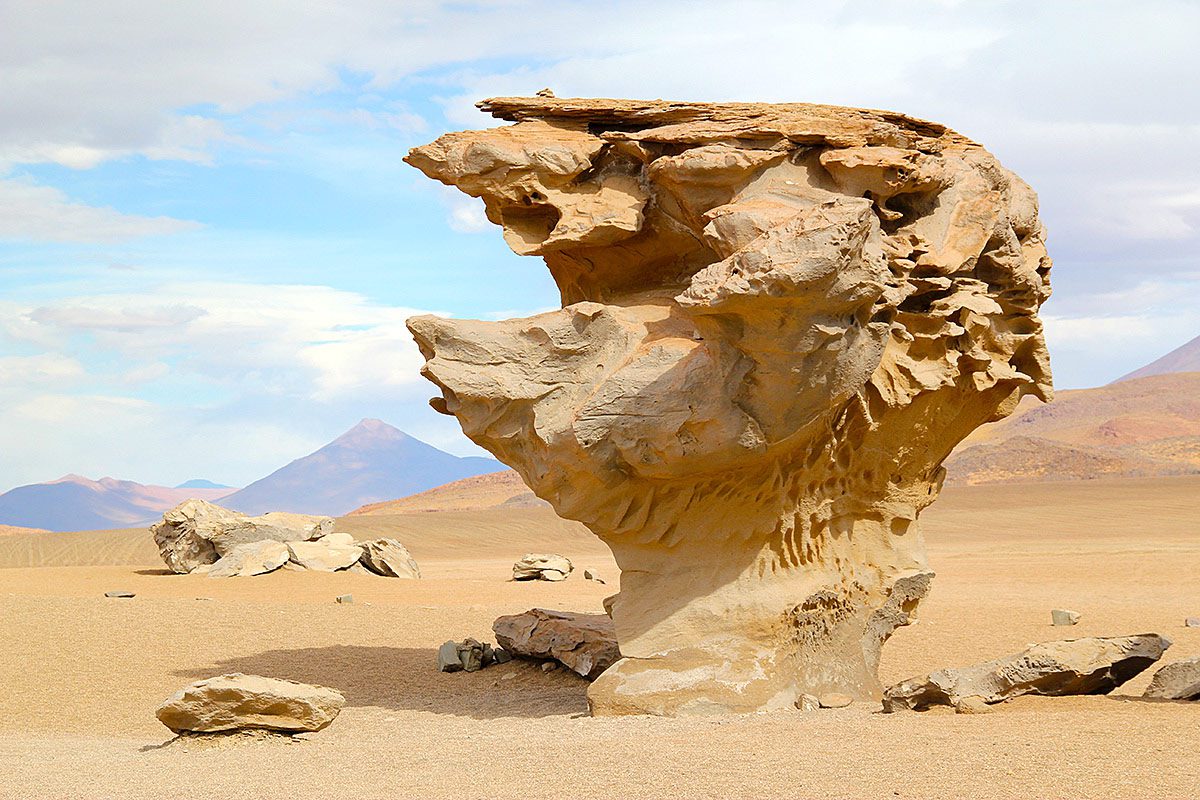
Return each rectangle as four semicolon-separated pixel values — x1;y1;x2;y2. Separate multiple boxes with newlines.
155;673;345;733
358;538;421;578
883;634;1171;711
207;540;290;578
512;553;573;581
493;608;621;680
407;96;1054;715
1143;657;1200;700
152;499;332;574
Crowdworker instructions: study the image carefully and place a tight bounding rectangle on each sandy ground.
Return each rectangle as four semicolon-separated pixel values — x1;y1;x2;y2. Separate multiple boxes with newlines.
2;476;1199;799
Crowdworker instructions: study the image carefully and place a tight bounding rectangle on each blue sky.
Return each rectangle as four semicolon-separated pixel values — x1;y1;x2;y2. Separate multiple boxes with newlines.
1;0;1197;491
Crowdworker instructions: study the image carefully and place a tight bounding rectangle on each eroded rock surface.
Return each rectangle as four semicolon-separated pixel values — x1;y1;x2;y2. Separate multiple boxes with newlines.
512;553;573;581
359;538;421;578
1143;657;1200;700
286;539;363;572
407;96;1054;715
207;540;290;578
883;634;1171;711
155;673;345;733
152;499;331;574
493;608;620;680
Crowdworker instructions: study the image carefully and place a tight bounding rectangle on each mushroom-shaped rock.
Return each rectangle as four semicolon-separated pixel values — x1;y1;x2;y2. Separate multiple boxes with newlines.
358;538;421;578
883;634;1171;711
207;540;290;578
155;673;345;734
493;608;620;680
1143;656;1200;701
512;553;573;581
406;96;1054;716
152;499;332;574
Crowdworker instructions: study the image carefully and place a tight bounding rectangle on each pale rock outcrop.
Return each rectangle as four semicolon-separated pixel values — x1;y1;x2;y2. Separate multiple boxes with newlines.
1143;657;1200;700
152;499;331;574
286;539;363;572
883;634;1171;711
358;538;421;578
207;540;290;578
1051;609;1081;626
512;553;573;581
493;608;620;680
155;673;345;733
407;96;1054;715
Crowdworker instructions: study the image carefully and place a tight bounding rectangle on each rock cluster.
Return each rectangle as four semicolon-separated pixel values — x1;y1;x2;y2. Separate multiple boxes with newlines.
882;634;1171;712
493;608;621;680
512;553;573;581
152;499;420;578
406;96;1053;715
437;638;512;673
155;673;345;734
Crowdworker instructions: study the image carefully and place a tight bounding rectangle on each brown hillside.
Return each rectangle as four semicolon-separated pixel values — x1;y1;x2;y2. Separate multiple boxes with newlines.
349;469;538;514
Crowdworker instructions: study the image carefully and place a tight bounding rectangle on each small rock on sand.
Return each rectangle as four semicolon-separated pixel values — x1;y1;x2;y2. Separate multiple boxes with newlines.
1185;617;1200;628
104;590;135;598
583;568;605;584
541;661;558;673
512;553;572;581
794;694;819;712
818;693;852;709
155;673;344;734
1051;609;1081;626
1143;657;1200;701
438;641;463;673
335;594;353;604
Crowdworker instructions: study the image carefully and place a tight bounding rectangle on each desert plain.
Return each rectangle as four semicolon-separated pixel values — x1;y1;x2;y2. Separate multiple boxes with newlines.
1;474;1197;800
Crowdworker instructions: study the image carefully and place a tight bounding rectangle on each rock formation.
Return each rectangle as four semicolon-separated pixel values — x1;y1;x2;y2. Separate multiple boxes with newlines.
883;634;1171;711
359;538;421;578
406;96;1053;715
1143;656;1200;700
155;673;345;734
511;553;573;581
207;540;291;578
493;608;621;680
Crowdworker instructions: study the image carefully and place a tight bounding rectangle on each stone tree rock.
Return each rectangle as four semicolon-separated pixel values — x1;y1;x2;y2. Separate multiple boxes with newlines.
152;499;333;574
155;673;345;734
405;96;1054;716
883;634;1171;711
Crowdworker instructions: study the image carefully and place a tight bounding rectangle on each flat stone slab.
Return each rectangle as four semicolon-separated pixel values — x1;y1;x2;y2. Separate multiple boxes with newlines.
493;608;620;679
156;673;345;734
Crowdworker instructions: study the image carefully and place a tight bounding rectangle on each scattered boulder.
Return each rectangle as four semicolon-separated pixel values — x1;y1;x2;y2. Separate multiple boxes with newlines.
1143;657;1200;700
437;638;495;672
583;568;606;584
286;540;363;572
335;594;354;604
358;538;421;579
152;499;331;574
103;590;135;598
512;553;573;581
1051;609;1081;626
207;540;290;578
155;673;345;734
438;641;463;673
883;634;1171;712
818;693;853;709
493;608;620;679
795;694;819;712
1185;617;1200;628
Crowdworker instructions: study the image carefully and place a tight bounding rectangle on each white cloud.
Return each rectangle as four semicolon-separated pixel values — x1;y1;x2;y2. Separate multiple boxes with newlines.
446;196;490;233
0;353;85;386
0;177;201;242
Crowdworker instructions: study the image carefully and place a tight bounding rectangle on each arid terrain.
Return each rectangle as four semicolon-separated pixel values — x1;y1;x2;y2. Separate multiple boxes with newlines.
2;475;1198;799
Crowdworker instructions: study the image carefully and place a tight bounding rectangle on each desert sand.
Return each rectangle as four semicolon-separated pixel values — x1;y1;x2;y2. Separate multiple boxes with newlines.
2;476;1198;799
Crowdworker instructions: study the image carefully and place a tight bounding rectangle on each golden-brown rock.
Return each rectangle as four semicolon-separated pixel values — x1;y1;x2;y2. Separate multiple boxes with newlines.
406;96;1054;716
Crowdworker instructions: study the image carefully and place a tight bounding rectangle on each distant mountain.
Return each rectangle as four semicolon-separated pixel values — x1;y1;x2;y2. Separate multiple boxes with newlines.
218;419;503;516
945;372;1200;485
1115;334;1200;382
174;478;234;489
0;475;234;533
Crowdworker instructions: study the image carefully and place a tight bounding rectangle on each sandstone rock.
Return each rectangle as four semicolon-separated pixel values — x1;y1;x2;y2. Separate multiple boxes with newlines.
1051;609;1081;626
335;594;354;604
583;568;606;584
152;499;332;574
882;634;1171;712
319;532;356;546
358;538;421;579
407;96;1053;715
103;590;135;598
541;662;558;673
795;694;820;712
493;608;620;680
512;553;572;581
207;540;290;578
1143;657;1200;700
1185;617;1200;628
953;696;992;715
155;673;345;733
818;693;852;709
286;540;363;572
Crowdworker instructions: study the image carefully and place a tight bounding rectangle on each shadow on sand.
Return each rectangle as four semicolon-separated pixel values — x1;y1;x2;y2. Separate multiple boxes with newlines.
173;645;590;720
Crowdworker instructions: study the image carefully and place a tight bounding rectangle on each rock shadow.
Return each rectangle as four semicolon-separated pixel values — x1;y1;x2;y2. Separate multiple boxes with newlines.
174;645;589;720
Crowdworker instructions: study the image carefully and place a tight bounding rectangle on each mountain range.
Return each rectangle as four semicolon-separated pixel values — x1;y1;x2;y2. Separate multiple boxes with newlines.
0;419;499;531
1114;333;1200;383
